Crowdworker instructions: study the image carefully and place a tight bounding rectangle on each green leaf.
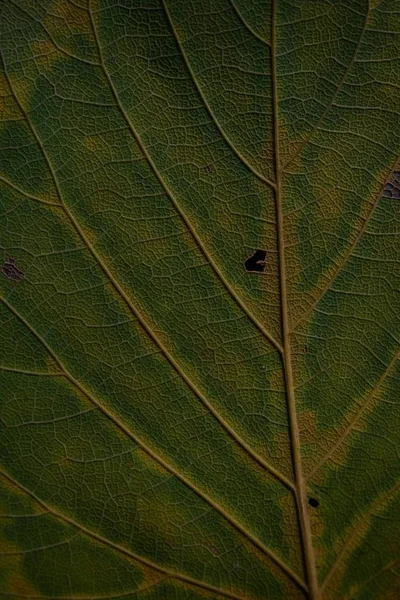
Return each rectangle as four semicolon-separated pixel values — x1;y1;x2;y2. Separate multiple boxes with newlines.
0;1;399;598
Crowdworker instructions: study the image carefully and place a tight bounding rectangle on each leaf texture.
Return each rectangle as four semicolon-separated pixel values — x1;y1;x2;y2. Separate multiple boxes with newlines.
0;1;400;599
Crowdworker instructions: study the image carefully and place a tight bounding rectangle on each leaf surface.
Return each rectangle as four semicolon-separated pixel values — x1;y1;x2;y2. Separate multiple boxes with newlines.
0;1;400;599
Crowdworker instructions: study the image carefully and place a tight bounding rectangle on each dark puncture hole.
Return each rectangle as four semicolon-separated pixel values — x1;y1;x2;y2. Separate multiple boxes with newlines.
308;497;319;508
244;249;267;273
204;164;214;174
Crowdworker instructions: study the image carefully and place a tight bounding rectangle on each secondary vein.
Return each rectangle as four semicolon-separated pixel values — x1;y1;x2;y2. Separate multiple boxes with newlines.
281;6;370;171
0;296;305;592
290;155;400;333
307;346;400;481
320;481;400;593
0;468;250;600
89;1;283;356
162;0;275;188
1;48;292;493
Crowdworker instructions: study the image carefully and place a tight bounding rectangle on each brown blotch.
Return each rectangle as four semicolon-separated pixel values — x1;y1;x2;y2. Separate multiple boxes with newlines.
1;257;24;283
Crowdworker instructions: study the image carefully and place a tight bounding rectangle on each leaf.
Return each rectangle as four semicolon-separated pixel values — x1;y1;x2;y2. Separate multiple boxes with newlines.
0;1;399;599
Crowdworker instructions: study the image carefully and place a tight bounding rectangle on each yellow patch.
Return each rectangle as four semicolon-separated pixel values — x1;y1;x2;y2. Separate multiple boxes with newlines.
83;135;106;152
31;40;61;72
369;0;385;11
5;74;32;110
136;447;169;478
44;0;97;55
45;354;64;374
0;71;22;121
0;554;38;598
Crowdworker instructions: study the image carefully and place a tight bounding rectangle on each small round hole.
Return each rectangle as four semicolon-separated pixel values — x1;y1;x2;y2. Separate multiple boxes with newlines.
308;497;319;508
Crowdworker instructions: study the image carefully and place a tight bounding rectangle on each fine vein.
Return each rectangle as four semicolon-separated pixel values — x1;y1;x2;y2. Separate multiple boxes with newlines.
307;347;400;481
291;156;400;333
1;50;292;493
0;296;305;592
88;1;283;356
0;469;250;600
162;0;275;188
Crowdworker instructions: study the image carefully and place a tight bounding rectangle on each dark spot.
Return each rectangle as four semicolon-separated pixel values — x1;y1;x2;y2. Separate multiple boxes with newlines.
1;257;24;283
302;346;308;354
383;171;400;198
308;497;319;508
244;249;268;273
204;164;214;174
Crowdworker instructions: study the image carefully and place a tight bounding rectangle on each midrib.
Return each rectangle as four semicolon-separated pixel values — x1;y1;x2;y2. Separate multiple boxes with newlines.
271;1;319;598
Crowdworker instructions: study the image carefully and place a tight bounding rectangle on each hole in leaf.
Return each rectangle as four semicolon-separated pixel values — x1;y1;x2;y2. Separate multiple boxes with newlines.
244;249;267;273
1;257;24;283
308;497;319;508
204;164;214;174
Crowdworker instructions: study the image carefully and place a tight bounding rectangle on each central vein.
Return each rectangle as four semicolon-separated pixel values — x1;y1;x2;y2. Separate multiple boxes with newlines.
270;1;319;598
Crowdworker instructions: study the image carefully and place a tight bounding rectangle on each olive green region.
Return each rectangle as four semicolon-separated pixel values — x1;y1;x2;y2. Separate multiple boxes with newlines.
276;0;367;166
1;0;292;474
1;0;400;599
308;359;400;596
282;0;400;307
0;479;158;598
0;371;299;599
0;300;57;372
228;0;271;45
91;0;282;341
0;120;57;203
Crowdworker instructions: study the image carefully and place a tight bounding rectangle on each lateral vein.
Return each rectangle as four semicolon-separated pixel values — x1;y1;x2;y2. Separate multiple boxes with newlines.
0;296;304;590
281;7;370;170
89;1;283;356
0;468;251;600
1;47;292;493
307;347;400;481
320;481;400;593
162;0;275;188
290;156;400;333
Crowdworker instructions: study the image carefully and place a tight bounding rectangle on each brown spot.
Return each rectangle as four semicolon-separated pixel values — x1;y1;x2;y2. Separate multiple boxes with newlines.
383;171;400;199
1;257;24;283
83;135;106;152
